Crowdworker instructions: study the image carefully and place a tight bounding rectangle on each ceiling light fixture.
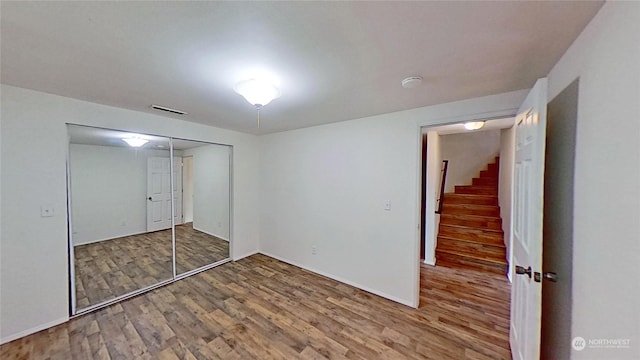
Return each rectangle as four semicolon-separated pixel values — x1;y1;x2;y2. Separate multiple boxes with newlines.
122;137;149;147
234;78;281;128
401;76;423;89
464;121;485;130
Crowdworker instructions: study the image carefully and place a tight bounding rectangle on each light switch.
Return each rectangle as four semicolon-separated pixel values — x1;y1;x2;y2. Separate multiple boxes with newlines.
384;200;391;211
41;205;54;217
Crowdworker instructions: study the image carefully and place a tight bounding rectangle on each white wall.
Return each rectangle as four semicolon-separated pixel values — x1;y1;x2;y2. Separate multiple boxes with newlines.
184;144;231;240
0;85;260;344
183;156;194;223
69;144;171;245
499;126;515;280
546;2;640;359
440;129;501;192
424;130;441;265
259;89;527;308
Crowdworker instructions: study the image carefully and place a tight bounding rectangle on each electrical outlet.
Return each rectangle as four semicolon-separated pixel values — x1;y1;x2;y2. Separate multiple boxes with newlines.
384;200;391;211
312;245;317;255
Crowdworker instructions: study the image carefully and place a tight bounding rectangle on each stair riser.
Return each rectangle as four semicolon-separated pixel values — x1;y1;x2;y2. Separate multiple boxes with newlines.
472;177;498;186
442;205;500;217
438;227;504;244
480;170;498;178
487;163;499;173
440;216;502;230
443;194;498;206
455;186;497;195
436;253;507;275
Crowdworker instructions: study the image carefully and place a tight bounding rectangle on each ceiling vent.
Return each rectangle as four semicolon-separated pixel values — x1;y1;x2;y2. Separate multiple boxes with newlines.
150;104;187;115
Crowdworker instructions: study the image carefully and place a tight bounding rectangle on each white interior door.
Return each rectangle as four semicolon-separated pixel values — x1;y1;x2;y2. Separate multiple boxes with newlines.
510;78;548;360
147;157;172;232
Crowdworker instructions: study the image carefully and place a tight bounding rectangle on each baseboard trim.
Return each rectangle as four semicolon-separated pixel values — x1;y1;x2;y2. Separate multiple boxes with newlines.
193;226;229;242
259;251;416;308
232;250;259;261
73;230;148;246
0;316;68;345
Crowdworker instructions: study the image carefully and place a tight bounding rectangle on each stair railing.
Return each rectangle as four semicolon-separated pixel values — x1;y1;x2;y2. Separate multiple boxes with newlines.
435;160;449;214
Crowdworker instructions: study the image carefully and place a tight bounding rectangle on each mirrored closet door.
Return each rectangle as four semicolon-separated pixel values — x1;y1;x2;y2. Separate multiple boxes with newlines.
67;125;231;315
173;139;231;276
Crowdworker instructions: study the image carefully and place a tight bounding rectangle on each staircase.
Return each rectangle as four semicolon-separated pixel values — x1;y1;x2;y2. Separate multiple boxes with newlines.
435;157;507;275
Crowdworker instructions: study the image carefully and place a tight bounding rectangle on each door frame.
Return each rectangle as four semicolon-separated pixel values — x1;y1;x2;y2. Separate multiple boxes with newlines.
413;104;522;306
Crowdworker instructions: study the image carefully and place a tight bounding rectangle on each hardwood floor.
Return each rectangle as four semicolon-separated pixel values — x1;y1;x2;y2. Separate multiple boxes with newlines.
74;223;229;309
2;254;511;359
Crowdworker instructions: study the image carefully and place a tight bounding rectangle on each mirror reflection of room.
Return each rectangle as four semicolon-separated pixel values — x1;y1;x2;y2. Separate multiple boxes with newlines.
174;139;231;275
67;125;231;313
68;125;174;310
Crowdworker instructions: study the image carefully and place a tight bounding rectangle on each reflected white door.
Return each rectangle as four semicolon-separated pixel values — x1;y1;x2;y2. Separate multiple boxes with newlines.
147;157;172;231
510;78;548;360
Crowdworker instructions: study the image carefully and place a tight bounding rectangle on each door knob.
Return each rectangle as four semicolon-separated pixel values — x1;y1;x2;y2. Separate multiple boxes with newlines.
148;197;152;201
543;272;558;282
515;265;532;278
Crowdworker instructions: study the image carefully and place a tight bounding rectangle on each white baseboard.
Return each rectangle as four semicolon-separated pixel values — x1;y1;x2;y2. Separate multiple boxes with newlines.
232;250;259;261
73;230;148;246
193;226;229;242
0;316;68;345
423;258;436;266
260;251;416;308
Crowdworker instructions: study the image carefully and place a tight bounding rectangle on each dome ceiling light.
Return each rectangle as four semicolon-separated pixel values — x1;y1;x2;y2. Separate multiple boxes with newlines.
464;121;485;130
401;76;423;89
122;136;149;147
234;78;281;129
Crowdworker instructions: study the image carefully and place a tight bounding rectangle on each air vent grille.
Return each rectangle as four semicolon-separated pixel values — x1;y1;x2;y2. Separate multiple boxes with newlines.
151;104;187;115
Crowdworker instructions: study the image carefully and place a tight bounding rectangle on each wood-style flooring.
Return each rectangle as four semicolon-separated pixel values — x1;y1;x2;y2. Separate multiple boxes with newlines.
2;254;511;359
74;223;229;309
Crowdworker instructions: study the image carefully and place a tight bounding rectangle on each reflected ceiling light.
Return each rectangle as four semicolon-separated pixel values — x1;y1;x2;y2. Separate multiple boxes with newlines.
122;137;148;147
464;121;485;130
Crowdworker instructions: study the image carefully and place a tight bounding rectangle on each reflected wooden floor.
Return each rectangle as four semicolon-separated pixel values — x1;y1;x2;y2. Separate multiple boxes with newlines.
2;254;511;359
74;223;229;309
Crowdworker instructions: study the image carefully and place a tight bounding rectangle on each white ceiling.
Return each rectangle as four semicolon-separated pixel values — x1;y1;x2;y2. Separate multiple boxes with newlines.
1;1;602;135
67;124;220;150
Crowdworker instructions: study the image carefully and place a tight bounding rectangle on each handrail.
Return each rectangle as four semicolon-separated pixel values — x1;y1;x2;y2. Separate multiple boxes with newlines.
435;160;449;214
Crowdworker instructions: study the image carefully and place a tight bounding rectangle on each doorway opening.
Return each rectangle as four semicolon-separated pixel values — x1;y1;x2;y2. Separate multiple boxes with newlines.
419;117;515;274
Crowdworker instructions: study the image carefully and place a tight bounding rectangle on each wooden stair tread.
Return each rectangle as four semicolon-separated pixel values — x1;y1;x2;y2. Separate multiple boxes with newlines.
438;235;505;248
437;240;506;259
440;213;502;221
439;223;503;234
435;257;507;275
436;248;507;265
442;194;498;206
454;186;498;195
